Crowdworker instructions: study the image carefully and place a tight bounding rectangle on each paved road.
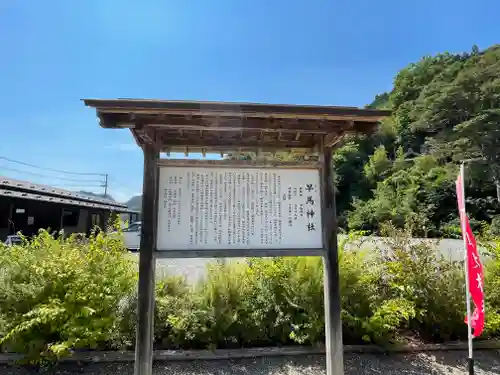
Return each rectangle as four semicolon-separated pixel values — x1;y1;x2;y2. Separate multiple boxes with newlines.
140;237;469;284
152;257;244;283
2;351;500;374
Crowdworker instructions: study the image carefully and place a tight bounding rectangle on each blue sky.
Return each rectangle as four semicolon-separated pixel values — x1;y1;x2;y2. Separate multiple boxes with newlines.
1;0;499;202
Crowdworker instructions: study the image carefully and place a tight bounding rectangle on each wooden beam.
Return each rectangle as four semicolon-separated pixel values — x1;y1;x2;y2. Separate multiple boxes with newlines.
158;145;317;154
135;143;159;375
7;201;13;234
158;139;309;149
154;248;323;258
319;139;344;375
134;126;155;145
148;123;334;134
97;107;388;123
130;129;143;149
129;113;353;130
324;133;344;148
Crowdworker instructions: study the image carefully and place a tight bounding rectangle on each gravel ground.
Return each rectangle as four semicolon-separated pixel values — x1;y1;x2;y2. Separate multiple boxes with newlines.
2;351;500;375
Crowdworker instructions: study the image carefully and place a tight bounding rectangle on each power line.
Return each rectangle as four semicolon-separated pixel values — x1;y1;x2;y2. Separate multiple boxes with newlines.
0;156;106;176
0;156;109;195
0;165;105;183
53;183;105;188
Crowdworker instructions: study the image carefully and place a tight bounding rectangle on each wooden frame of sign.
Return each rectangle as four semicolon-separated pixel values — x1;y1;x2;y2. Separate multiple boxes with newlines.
84;98;390;375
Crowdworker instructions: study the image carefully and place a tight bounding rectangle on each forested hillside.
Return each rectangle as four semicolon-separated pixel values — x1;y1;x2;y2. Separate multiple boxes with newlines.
336;44;500;237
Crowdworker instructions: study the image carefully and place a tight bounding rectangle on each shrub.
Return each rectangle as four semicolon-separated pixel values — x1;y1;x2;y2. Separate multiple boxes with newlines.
3;226;500;362
0;225;136;362
479;237;500;336
117;274;203;350
339;233;419;345
378;224;467;342
121;234;426;349
339;236;405;345
234;257;325;346
489;216;500;237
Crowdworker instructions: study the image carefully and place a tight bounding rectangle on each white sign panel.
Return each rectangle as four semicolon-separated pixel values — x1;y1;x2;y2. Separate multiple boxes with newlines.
156;166;323;251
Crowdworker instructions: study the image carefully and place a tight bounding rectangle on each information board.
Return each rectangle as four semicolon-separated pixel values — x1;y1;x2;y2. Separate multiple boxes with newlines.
156;166;323;251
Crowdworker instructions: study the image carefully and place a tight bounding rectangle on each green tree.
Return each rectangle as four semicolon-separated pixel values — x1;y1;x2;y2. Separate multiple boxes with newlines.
364;146;392;184
455;109;500;202
335;44;500;235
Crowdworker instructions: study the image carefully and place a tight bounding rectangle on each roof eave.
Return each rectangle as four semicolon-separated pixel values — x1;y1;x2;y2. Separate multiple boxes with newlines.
83;99;391;123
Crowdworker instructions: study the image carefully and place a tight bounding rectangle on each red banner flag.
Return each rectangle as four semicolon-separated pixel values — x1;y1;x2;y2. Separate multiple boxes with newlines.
456;171;485;338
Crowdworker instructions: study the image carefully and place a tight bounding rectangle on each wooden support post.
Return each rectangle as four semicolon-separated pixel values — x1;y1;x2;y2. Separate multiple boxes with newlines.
60;207;65;234
320;140;344;375
134;143;159;375
7;201;14;235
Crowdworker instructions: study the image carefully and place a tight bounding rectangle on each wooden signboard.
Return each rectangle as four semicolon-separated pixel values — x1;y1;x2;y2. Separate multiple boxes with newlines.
156;165;323;254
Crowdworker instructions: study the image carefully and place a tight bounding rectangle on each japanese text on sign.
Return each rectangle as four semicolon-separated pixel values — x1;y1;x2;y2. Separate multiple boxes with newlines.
157;166;323;250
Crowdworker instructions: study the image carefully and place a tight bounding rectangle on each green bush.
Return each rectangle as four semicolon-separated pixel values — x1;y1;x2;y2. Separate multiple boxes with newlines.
3;227;500;364
338;235;408;345
377;225;466;342
479;237;500;336
0;226;136;362
118;233;440;349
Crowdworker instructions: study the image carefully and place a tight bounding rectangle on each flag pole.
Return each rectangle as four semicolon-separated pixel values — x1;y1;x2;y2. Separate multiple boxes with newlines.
460;162;474;375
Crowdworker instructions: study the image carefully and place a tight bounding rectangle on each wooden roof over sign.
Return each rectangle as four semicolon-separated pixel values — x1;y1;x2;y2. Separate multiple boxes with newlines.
83;99;391;153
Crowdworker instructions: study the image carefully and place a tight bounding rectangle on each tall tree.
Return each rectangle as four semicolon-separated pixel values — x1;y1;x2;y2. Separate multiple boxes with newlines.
455;109;500;202
336;44;500;236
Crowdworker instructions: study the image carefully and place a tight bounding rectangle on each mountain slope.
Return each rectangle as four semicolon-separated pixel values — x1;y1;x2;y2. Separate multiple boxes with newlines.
335;44;500;237
126;195;142;211
79;191;115;201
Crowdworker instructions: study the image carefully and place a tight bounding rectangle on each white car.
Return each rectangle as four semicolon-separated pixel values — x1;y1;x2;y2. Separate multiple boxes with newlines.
123;221;141;251
4;235;22;246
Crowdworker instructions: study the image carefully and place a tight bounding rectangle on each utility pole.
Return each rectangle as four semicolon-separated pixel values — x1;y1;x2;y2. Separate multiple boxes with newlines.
103;174;108;197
